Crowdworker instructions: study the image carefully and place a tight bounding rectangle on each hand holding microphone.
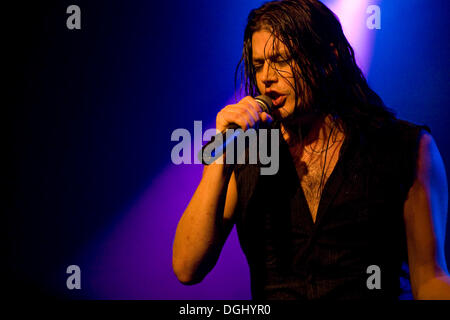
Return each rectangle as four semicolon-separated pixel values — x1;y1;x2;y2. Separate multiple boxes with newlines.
200;95;275;164
215;95;274;132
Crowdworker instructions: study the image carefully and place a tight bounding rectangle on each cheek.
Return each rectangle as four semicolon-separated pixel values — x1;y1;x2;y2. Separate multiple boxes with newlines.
255;76;265;92
280;77;296;96
277;68;295;85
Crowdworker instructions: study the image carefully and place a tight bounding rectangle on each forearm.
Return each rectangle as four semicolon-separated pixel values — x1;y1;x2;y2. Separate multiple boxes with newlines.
172;161;233;284
416;273;450;300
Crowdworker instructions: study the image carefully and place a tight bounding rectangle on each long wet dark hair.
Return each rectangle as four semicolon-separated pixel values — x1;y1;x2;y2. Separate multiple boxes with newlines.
235;0;395;134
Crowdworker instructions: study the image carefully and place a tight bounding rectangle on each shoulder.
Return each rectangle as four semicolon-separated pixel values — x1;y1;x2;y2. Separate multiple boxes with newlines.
392;118;431;137
353;118;435;196
382;118;431;141
365;118;432;163
356;118;430;146
386;119;444;183
357;118;431;158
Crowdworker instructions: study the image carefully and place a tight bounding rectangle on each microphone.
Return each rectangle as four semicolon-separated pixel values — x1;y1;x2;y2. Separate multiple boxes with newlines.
199;95;274;165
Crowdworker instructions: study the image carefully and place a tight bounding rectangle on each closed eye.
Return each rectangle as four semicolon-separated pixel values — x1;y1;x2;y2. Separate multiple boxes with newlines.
254;64;263;71
273;57;291;66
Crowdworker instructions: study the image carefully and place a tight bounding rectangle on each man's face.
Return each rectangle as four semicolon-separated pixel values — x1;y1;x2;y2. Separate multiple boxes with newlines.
252;29;298;120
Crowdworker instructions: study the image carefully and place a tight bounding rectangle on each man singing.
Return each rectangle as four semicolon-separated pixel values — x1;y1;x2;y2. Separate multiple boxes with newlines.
172;0;450;299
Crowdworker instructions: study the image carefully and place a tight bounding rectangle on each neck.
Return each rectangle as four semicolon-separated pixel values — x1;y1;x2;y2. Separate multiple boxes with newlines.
280;113;341;149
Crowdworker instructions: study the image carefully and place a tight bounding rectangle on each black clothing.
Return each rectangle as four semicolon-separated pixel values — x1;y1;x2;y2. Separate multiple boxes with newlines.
233;119;430;300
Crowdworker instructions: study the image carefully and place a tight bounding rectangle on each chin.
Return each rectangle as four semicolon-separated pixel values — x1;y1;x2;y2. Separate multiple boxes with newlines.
273;105;295;120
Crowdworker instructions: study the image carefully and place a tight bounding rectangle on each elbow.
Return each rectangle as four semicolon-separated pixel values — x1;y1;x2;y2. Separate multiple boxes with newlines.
172;258;204;285
414;274;450;300
175;273;202;286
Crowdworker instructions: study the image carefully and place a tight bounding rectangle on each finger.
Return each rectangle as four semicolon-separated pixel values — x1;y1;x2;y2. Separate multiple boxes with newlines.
220;108;250;131
231;104;260;125
228;109;255;129
260;112;274;124
240;96;263;114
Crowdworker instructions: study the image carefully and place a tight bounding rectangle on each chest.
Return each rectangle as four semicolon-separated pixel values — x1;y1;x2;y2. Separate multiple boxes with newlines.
288;138;345;222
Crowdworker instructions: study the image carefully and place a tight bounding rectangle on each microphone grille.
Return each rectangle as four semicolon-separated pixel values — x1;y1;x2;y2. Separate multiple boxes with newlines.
254;95;274;113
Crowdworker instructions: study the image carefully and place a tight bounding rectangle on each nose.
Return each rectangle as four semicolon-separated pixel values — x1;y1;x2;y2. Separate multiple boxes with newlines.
261;61;278;87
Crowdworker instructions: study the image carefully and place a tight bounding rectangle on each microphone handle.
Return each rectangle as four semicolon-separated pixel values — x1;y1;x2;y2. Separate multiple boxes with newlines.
198;123;242;165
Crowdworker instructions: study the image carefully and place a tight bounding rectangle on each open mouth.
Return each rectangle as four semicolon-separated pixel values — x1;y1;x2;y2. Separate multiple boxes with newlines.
272;95;286;107
266;91;286;108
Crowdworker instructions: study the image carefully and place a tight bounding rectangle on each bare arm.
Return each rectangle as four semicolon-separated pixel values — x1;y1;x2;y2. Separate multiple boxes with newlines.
404;132;450;299
172;161;238;284
172;96;272;285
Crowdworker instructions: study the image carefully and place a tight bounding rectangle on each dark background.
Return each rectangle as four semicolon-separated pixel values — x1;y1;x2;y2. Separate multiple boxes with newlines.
6;0;450;299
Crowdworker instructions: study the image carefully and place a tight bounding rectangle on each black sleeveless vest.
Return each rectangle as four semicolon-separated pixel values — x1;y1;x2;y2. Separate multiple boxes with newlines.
233;119;430;300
